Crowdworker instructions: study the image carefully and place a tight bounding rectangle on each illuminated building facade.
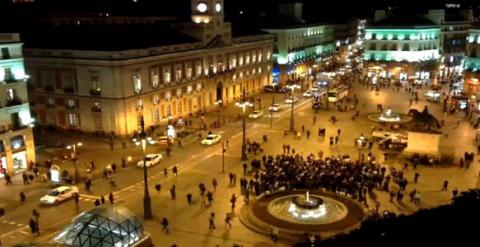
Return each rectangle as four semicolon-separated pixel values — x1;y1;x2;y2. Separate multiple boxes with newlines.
364;12;441;80
262;2;336;86
0;33;35;176
24;0;274;136
464;27;480;96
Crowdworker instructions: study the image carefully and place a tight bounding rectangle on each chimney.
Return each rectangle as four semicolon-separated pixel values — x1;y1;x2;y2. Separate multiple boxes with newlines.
278;2;304;23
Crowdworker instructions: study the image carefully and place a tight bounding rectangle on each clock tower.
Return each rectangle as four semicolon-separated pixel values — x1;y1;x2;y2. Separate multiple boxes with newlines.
174;0;231;45
191;0;224;25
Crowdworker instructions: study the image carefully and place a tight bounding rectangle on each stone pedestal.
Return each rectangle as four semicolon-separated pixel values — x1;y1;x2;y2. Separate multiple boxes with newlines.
404;130;441;155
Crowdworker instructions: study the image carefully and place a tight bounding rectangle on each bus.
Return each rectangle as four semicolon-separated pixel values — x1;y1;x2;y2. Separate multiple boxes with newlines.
327;85;349;103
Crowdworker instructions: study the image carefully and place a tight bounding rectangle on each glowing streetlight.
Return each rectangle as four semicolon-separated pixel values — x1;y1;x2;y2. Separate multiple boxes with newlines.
286;84;301;133
235;89;253;161
66;142;82;183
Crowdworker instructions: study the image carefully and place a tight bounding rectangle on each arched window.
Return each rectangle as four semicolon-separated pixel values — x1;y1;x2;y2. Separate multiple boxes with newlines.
369;43;377;50
402;44;409;51
381;44;388;50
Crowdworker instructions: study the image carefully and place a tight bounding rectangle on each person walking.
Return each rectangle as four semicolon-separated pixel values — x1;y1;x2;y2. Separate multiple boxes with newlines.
225;213;232;228
242;163;247;176
109;193;114;204
20;192;26;204
414;172;420;183
212;178;218;191
161;217;170;234
94;199;100;206
29;218;37;235
163;168;168;177
452;188;459;198
172;165;178;176
441;180;449;191
186;193;193;204
207;191;214;206
170;185;176;200
100;195;105;204
209;212;216;229
230;194;237;211
155;183;161;192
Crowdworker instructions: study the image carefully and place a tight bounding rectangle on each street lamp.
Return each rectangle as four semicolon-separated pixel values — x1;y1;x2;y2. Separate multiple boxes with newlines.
132;116;156;219
235;89;253;161
66;142;82;184
214;99;223;126
286;84;301;133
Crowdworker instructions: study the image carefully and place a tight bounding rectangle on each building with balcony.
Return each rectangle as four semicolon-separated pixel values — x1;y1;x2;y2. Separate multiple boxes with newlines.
464;27;480;96
0;33;35;176
424;8;474;78
363;11;441;80
261;2;336;86
23;0;273;136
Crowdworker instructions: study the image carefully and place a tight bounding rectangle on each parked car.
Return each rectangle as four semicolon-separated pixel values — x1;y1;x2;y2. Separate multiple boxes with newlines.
303;90;313;97
137;153;163;168
201;134;222;145
372;130;407;141
249;110;264;119
40;186;79;205
285;97;298;104
264;85;287;93
268;104;282;112
379;138;407;151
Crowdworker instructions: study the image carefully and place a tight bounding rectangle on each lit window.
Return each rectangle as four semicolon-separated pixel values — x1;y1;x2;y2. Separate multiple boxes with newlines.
152;95;159;104
231;56;237;68
90;73;100;91
47;98;55;106
175;66;182;81
252;53;257;63
6;88;15;101
165;91;172;100
246;55;250;64
196;83;202;91
239;55;244;66
195;64;202;77
164;69;171;84
258;52;262;62
67;99;75;108
187;85;193;94
133;74;142;93
186;65;192;79
67;113;78;126
137;98;143;109
151;70;159;88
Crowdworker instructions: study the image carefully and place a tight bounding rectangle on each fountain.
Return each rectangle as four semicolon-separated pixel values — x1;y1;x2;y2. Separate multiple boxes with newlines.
240;190;366;240
368;108;412;124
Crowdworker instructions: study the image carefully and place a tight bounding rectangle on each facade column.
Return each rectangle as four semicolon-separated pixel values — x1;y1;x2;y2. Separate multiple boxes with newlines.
4;139;14;174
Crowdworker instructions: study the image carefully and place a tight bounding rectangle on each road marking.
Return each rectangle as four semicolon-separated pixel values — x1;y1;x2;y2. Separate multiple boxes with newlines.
79;194;100;200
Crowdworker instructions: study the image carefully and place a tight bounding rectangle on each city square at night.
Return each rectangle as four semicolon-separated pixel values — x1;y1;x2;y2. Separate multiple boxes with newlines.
0;0;480;246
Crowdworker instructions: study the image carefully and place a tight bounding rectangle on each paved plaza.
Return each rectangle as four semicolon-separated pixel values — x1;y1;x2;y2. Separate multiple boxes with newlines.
1;77;480;247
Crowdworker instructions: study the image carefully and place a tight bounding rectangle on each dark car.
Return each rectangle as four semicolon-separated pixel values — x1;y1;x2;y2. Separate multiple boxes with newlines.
379;138;407;151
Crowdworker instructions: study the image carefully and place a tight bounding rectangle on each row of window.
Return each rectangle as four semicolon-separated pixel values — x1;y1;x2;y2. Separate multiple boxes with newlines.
367;43;438;51
365;32;438;41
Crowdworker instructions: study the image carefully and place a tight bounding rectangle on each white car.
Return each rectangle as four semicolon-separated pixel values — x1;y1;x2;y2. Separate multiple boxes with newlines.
40;185;79;205
201;134;222;145
268;104;282;112
137;153;162;168
285;97;298;104
248;110;264;119
303;91;313;97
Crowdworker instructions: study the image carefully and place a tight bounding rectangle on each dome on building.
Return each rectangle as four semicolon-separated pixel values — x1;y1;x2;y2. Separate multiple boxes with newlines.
54;205;144;247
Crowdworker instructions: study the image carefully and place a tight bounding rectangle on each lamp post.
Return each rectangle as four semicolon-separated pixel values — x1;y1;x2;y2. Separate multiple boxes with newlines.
235;88;253;161
286;84;301;133
214;99;223;126
132;116;155;219
66;142;82;184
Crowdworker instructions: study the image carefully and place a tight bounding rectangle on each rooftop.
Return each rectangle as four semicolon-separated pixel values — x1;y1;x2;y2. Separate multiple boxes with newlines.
22;24;200;51
369;15;438;29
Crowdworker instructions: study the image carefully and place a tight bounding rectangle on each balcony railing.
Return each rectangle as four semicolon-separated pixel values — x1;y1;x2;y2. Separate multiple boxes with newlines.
44;85;54;92
90;88;102;96
63;87;75;93
5;97;23;107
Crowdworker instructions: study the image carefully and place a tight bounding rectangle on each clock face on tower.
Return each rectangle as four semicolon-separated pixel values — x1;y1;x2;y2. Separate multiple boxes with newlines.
196;3;208;13
215;3;222;12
